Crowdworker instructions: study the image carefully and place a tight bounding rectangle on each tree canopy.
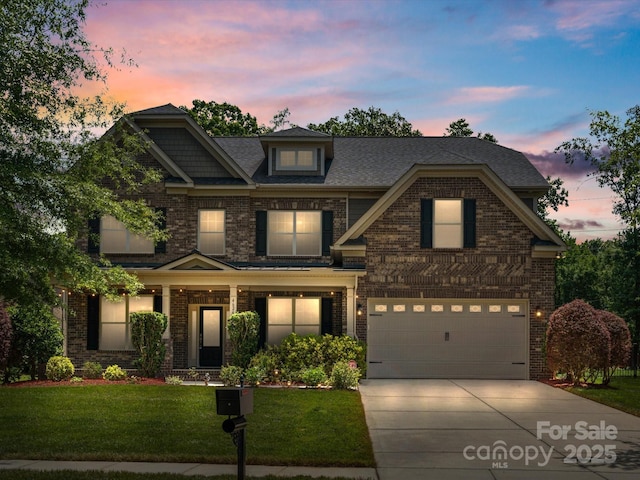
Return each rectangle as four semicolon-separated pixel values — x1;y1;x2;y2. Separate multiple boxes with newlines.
180;99;271;136
444;118;498;143
556;105;640;343
0;0;163;310
307;106;422;136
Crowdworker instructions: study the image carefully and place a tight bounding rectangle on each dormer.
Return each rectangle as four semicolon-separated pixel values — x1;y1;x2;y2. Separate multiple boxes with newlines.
260;127;333;177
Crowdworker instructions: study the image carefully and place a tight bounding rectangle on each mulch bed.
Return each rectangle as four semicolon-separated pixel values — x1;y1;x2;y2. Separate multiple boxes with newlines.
4;377;167;387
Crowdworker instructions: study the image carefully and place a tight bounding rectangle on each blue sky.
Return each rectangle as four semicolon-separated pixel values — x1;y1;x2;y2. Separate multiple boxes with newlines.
83;0;640;241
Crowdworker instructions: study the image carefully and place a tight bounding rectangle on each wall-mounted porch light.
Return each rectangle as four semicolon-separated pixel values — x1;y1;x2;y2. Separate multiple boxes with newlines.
357;304;363;316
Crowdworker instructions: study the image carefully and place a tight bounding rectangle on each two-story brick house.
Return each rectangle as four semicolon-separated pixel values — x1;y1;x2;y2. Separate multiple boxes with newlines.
64;104;564;379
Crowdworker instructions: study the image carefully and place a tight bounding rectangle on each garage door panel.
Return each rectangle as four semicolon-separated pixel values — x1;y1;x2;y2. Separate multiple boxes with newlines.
367;300;528;380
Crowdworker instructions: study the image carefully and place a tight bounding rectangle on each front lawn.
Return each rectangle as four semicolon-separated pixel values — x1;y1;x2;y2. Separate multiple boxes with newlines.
0;385;374;467
566;377;640;417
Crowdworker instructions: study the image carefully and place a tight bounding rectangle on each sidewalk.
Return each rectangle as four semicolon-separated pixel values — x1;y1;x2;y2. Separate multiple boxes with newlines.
0;459;379;479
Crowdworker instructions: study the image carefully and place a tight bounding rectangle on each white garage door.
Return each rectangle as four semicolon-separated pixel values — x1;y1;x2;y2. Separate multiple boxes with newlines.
367;299;528;379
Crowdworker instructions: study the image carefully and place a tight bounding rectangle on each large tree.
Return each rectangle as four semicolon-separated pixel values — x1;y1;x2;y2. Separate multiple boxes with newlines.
0;0;164;310
307;106;422;136
444;118;498;143
557;106;640;346
180;99;271;136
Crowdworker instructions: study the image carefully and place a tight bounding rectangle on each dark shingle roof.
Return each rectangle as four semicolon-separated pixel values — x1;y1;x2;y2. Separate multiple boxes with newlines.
261;127;330;138
212;136;548;189
130;103;186;116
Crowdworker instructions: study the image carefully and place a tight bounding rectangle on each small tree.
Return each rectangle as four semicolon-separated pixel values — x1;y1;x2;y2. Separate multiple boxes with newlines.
130;311;168;377
5;303;63;380
546;299;610;384
227;311;260;368
597;310;632;384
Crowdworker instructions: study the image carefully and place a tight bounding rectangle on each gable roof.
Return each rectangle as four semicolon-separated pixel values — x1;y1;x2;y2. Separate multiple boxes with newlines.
333;163;565;252
122;105;549;192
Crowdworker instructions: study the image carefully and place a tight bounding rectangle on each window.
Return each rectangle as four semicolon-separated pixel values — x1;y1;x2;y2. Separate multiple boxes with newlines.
198;210;225;255
277;148;316;171
268;211;321;256
100;215;154;254
100;296;153;350
434;199;463;248
267;297;320;344
421;198;476;249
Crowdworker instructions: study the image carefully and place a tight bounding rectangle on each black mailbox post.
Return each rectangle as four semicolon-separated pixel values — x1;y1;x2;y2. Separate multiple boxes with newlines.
216;388;253;480
216;388;253;416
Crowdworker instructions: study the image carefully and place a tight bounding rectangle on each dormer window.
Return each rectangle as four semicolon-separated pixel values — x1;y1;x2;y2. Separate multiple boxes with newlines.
270;147;323;175
278;148;316;170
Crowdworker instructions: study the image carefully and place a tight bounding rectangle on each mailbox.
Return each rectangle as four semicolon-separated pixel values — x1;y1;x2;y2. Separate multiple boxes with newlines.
216;388;254;416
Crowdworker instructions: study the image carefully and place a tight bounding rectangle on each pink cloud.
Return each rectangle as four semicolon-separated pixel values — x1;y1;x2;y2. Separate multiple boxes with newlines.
444;86;530;105
546;0;640;42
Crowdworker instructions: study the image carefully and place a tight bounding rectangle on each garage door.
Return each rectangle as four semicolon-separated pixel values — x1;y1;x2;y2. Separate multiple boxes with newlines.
367;299;528;379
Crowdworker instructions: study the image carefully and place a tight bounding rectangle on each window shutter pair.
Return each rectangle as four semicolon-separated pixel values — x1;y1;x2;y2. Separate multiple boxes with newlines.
420;199;476;248
87;208;166;254
86;294;162;351
255;210;333;256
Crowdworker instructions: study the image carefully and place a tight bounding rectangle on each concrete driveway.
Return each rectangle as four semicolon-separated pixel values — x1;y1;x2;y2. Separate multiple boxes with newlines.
359;379;640;480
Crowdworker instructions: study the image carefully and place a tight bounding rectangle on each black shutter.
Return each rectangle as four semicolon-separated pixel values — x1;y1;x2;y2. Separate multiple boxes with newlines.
255;297;267;349
155;208;167;254
321;210;333;256
420;199;433;248
88;216;100;253
256;211;267;256
87;295;100;350
153;294;163;313
321;297;333;335
463;199;476;248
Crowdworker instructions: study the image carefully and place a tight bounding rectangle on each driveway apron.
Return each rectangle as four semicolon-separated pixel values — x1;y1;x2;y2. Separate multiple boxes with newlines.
359;379;640;480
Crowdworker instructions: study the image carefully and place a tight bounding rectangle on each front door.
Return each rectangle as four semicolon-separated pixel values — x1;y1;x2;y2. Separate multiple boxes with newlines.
199;307;222;367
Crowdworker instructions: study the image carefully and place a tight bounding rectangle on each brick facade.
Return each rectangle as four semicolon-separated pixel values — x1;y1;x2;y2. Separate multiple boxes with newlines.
64;112;563;380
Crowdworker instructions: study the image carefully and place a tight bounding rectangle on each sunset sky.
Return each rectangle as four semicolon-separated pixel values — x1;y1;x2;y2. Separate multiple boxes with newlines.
82;0;640;242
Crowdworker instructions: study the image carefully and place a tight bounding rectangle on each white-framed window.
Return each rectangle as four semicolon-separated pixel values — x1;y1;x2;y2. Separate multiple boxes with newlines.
100;295;154;350
434;199;463;248
100;215;154;254
268;211;321;256
198;209;225;255
277;148;316;171
267;297;320;345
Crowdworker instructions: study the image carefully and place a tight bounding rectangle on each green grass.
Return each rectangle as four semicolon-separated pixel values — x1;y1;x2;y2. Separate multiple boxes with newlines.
0;472;348;480
0;385;374;467
566;377;640;417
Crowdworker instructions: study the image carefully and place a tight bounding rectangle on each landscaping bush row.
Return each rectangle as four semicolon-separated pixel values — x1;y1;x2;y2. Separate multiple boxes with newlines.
220;333;365;390
546;299;632;385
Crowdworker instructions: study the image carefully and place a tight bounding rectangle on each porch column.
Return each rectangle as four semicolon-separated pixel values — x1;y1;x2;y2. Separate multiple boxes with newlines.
346;287;355;337
229;285;238;316
162;284;171;339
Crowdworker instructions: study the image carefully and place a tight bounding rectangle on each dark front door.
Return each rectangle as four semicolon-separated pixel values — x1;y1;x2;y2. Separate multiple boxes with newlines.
199;307;222;367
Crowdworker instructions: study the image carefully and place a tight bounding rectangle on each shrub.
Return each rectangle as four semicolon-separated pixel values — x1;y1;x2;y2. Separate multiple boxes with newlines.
219;365;244;386
45;356;75;381
82;361;103;379
244;365;266;385
6;303;63;380
301;366;328;387
165;375;183;385
322;334;366;378
130;311;168;378
330;361;361;390
0;301;11;375
248;350;279;382
103;364;127;381
70;376;84;383
227;311;260;368
597;309;632;384
547;299;610;384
